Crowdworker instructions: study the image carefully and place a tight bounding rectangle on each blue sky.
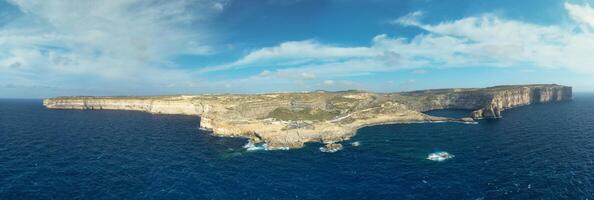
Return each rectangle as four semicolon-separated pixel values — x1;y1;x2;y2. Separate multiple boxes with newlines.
1;0;594;98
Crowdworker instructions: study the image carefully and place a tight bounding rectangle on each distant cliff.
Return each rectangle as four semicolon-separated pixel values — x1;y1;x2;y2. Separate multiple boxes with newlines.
396;84;572;119
43;84;572;151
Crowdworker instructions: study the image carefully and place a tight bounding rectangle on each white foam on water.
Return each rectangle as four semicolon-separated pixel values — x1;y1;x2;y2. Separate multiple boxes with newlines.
267;146;290;151
351;141;361;147
319;147;340;153
243;142;267;151
319;145;343;153
243;142;290;151
427;151;454;161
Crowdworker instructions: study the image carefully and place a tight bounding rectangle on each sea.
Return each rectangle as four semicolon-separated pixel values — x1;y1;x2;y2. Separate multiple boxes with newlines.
1;93;593;199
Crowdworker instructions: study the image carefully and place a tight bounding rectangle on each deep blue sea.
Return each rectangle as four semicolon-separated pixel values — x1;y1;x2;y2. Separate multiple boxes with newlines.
1;94;594;199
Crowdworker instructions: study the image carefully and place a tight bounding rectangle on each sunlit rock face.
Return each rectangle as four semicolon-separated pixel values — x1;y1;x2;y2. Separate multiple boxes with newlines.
43;84;571;150
468;85;572;119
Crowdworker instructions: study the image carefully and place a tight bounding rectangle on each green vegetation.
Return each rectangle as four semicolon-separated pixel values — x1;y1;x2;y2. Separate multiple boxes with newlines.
267;107;339;121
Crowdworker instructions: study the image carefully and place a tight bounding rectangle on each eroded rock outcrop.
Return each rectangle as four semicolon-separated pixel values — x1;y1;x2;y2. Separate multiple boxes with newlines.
43;84;571;150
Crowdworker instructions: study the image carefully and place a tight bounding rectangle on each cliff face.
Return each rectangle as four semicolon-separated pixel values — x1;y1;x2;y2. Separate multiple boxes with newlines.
393;85;572;119
44;97;204;115
43;84;571;150
468;85;572;119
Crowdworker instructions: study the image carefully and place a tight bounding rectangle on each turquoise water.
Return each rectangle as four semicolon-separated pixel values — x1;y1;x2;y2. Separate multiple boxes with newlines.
1;94;593;199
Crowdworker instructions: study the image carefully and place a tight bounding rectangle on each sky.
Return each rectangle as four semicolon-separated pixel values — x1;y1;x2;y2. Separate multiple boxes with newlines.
1;0;594;98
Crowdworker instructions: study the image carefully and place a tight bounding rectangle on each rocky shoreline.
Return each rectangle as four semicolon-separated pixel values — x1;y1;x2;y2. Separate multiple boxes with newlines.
43;84;572;151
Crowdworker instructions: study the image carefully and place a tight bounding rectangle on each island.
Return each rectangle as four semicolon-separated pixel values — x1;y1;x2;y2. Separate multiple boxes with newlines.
43;84;572;151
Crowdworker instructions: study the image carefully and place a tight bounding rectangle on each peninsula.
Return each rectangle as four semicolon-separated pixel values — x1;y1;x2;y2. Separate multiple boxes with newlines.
43;84;572;151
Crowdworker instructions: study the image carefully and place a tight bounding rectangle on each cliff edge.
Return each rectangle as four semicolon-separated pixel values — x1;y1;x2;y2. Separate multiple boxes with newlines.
43;84;572;150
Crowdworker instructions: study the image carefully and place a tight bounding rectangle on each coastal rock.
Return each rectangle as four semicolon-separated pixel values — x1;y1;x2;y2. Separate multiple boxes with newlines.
43;84;572;150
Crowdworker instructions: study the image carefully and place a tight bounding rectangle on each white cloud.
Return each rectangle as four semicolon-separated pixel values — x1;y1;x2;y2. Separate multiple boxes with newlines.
198;40;379;72
204;3;594;87
391;11;423;26
565;2;594;29
412;69;427;74
399;12;594;72
213;2;225;11
0;0;225;95
258;70;272;77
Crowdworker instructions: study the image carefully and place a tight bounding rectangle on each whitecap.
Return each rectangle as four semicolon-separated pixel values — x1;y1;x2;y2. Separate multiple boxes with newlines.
427;151;454;161
351;141;361;147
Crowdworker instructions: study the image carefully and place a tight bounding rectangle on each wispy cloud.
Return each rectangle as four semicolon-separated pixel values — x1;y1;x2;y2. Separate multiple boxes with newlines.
565;2;594;29
198;40;378;72
391;11;423;26
204;2;594;89
0;0;225;95
400;8;594;73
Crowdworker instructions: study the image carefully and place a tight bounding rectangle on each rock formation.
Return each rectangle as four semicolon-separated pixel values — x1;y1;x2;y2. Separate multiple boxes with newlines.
43;84;572;150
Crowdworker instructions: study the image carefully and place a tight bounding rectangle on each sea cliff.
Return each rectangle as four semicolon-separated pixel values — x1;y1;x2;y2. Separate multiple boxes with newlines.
43;84;572;150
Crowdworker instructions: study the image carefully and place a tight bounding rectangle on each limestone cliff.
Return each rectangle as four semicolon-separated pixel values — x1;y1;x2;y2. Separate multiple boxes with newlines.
395;84;572;119
43;84;571;150
469;85;572;118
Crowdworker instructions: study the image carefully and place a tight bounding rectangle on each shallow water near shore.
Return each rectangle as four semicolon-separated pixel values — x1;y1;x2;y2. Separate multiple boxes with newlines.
1;94;594;199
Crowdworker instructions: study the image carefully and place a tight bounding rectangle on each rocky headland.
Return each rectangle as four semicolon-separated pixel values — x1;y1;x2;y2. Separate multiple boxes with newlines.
43;84;572;151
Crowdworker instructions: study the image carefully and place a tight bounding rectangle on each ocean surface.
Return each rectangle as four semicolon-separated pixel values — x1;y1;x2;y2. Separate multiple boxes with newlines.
1;94;594;199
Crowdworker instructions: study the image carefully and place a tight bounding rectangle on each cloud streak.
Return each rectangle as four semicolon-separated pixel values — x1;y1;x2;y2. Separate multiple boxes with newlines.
198;40;378;72
0;0;225;95
565;2;594;29
204;2;594;89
